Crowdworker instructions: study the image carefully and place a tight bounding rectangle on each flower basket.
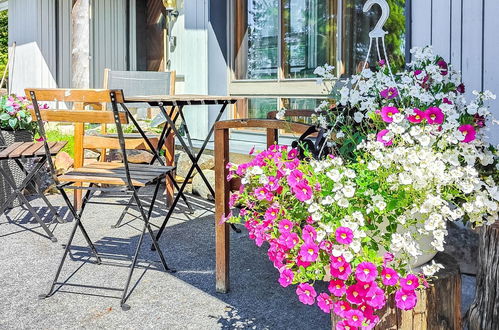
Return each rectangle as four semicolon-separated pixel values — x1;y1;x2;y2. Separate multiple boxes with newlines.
0;129;34;208
224;46;498;329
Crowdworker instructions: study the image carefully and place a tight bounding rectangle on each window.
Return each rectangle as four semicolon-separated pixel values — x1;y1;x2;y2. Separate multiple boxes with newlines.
230;0;407;118
234;0;337;80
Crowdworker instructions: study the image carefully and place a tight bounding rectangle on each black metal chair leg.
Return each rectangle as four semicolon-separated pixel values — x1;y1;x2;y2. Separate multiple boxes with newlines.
167;172;194;214
112;202;132;228
59;188;102;264
39;212;81;299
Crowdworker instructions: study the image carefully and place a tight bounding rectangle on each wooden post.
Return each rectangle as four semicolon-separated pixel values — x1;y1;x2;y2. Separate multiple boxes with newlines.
214;126;230;293
71;0;90;209
465;221;499;329
331;253;461;329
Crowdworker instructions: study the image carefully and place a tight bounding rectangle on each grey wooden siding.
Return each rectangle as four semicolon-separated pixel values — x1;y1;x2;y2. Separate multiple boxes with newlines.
9;0;58;94
412;0;499;143
91;0;130;88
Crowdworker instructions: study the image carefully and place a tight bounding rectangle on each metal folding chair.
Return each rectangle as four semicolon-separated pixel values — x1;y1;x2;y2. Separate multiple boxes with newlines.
0;141;66;242
97;69;193;228
27;88;177;310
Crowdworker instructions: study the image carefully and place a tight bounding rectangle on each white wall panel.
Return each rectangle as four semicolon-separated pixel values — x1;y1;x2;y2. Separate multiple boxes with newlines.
431;0;451;60
411;0;432;47
412;0;499;144
461;0;483;95
483;0;499;145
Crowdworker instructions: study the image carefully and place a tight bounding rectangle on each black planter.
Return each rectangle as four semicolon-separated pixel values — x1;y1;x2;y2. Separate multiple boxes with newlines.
0;129;34;208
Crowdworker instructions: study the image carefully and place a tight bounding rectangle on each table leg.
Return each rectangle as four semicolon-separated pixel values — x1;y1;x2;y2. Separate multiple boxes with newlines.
215;128;230;293
165;127;175;207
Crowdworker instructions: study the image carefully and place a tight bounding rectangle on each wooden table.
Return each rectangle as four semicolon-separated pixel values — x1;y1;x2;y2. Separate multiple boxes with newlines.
123;95;244;244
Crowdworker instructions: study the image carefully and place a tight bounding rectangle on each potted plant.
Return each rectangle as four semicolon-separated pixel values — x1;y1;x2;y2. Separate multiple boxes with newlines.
224;47;498;329
0;94;40;208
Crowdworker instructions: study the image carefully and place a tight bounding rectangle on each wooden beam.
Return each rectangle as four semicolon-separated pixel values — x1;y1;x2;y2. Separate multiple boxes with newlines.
215;127;230;293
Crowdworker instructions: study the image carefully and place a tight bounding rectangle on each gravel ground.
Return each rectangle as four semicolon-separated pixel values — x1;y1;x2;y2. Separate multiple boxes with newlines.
0;188;476;329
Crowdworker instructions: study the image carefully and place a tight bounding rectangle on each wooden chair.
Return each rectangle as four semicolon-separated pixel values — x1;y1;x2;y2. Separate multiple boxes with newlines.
214;117;320;293
73;70;177;210
26;88;176;310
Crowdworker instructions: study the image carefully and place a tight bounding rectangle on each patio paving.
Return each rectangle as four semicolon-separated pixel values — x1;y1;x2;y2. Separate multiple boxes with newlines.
0;188;476;329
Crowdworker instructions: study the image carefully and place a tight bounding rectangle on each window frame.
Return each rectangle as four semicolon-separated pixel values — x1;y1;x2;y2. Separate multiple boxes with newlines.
227;0;413;125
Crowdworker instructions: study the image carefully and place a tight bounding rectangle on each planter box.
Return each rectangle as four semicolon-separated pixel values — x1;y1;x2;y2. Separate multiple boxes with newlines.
0;129;33;208
330;253;462;329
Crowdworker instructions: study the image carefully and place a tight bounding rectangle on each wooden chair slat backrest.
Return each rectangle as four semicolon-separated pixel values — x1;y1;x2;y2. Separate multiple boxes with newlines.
25;88;125;103
25;88;135;192
29;109;128;124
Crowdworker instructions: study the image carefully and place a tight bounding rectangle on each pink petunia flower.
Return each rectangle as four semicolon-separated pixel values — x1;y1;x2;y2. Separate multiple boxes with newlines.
330;262;352;281
254;187;273;201
355;262;378;282
400;274;419;291
317;293;334;313
335;321;354;330
333;301;352;318
365;286;386;309
437;59;448;75
277;231;300;250
376;129;393;146
302;225;317;242
457;83;465;94
328;279;346;297
383;252;395;265
288;148;298;159
264;207;279;222
381;267;399;286
407;108;426;123
394;289;418;310
278;219;294;233
278;268;294;287
346;283;365;305
296;283;317;305
458;124;476;143
380;87;399;99
380;106;400;123
292;181;313;202
345;309;365;327
443;97;453;105
299;242;319;262
319;240;333;253
335;227;354;245
288;169;304;187
330;255;346;268
219;211;233;225
296;255;311;268
424;107;445;125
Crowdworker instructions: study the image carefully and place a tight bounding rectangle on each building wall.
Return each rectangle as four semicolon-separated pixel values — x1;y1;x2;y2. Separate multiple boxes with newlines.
9;0;57;95
412;0;499;144
9;0;132;92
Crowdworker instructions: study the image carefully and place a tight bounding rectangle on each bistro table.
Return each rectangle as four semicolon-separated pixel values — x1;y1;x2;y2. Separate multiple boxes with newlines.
122;95;244;243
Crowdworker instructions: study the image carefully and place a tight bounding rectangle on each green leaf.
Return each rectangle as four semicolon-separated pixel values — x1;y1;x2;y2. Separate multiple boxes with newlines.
0;113;9;120
8;117;17;129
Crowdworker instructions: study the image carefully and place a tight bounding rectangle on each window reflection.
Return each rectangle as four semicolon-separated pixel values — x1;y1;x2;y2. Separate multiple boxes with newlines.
341;0;406;77
283;0;337;79
247;98;278;118
234;0;279;80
